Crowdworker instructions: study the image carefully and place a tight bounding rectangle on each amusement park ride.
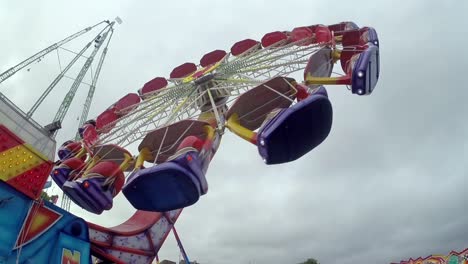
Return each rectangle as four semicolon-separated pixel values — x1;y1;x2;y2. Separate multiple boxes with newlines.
0;18;386;263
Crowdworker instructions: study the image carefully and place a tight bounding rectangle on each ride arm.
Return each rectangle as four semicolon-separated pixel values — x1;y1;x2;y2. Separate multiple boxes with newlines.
75;147;88;159
202;125;216;154
52;23;114;136
82;155;100;177
75;28;115;139
134;147;152;169
305;73;351;85
119;153;133;171
0;20;107;84
304;50;348;85
332;49;341;62
225;114;258;145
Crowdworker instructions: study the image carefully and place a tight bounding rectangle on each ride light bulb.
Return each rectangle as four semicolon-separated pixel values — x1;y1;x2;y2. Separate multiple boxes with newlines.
357;89;364;95
374;41;378;46
260;139;265;146
357;71;364;78
83;181;90;188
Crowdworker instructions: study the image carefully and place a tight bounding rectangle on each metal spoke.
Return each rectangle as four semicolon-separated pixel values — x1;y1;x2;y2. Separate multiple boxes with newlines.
94;39;333;151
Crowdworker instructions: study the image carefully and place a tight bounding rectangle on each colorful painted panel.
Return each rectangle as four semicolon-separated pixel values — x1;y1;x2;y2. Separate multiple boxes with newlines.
0;181;91;264
392;248;468;264
0;125;54;199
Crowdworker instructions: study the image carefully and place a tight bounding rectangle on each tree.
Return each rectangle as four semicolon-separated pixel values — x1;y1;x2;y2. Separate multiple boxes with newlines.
298;258;319;264
41;191;52;201
41;191;59;204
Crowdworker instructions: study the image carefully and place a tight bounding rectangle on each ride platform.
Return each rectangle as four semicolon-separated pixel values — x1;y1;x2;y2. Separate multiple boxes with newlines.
0;92;55;199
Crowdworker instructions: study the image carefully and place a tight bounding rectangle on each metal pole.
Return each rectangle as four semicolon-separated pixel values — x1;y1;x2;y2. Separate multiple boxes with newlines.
74;28;114;140
27;24;112;117
0;20;108;84
52;23;114;137
172;226;190;264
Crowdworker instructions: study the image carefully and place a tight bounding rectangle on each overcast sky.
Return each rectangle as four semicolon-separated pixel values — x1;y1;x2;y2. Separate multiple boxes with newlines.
1;0;467;263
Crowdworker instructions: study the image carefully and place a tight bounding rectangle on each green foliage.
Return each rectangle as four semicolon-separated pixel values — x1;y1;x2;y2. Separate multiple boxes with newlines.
41;191;58;203
298;258;319;264
41;191;52;201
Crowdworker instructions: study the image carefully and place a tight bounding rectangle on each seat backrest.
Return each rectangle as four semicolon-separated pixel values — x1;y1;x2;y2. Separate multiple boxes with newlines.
226;77;296;130
93;144;131;164
138;120;209;163
230;39;261;57
167;147;199;162
87;161;121;177
58;141;81;160
261;31;289;48
303;46;334;90
86;161;125;196
169;62;197;79
139;77;168;98
176;135;204;151
96;108;119;134
291;27;314;46
314;25;332;44
61;157;85;170
113;93;141;116
200;50;227;67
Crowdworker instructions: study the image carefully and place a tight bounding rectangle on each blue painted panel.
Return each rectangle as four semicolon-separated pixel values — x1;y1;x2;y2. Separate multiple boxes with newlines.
0;181;91;264
0;182;31;256
51;232;91;264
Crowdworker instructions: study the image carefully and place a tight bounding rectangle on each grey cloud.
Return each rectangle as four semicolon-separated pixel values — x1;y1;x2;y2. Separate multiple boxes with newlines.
1;0;467;263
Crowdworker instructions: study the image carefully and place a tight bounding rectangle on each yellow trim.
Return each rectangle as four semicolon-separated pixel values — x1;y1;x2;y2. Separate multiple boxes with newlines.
332;50;341;63
23;143;49;161
203;125;215;141
0;144;46;181
135;147;151;169
75;147;87;159
226;114;257;144
221;78;257;84
305;77;338;85
82;155;100;177
198;111;217;127
182;60;223;83
334;35;343;42
119;153;133;171
198;111;216;122
305;73;348;85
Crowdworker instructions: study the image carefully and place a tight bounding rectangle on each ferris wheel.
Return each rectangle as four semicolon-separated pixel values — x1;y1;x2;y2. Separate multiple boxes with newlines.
0;19;122;211
51;21;380;215
0;19;380;264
